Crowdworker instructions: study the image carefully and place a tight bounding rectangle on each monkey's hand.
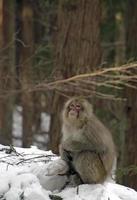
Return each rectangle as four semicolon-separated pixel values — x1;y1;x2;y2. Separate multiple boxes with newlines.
60;144;77;175
62;149;73;162
59;144;73;162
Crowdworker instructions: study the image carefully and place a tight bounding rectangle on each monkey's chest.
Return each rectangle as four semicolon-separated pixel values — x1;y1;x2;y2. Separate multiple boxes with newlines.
62;127;84;142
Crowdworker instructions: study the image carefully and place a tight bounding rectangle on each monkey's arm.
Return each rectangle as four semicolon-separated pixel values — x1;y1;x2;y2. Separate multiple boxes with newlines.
62;139;107;153
59;144;78;176
84;116;112;154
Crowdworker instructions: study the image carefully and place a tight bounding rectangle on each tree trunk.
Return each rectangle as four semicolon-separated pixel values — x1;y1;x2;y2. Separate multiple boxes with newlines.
0;0;15;145
115;12;125;65
102;1;116;65
49;0;102;153
123;0;137;190
18;0;34;147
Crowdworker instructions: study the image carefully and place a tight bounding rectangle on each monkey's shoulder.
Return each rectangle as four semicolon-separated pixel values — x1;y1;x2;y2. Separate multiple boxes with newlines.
84;116;115;149
87;115;112;135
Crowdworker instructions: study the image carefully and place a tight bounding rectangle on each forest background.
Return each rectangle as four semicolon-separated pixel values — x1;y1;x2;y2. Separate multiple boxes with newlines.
0;0;137;191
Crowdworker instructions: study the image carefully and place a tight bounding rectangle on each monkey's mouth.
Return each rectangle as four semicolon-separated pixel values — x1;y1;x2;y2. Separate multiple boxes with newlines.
68;109;80;119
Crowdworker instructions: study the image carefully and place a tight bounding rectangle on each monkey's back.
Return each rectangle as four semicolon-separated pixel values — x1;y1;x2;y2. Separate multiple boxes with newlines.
85;114;116;175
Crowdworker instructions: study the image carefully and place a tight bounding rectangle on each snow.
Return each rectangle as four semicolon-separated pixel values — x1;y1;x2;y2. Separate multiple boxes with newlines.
12;106;50;149
40;112;50;133
0;144;137;200
12;106;23;147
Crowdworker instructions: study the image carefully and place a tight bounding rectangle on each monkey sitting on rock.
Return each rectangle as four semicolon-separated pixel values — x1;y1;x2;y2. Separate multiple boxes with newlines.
60;97;116;184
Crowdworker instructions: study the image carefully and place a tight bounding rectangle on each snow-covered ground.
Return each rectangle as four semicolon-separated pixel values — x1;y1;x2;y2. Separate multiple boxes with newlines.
0;144;137;200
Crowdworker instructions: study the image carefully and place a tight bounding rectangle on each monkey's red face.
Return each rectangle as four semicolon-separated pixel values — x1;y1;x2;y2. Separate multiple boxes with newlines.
67;102;84;119
62;98;93;125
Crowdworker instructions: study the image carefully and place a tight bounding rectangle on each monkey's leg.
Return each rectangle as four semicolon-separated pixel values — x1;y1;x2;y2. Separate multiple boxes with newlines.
73;151;107;184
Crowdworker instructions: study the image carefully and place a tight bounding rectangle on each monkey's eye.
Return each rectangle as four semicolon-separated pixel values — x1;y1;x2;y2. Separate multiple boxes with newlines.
68;103;83;111
69;104;75;109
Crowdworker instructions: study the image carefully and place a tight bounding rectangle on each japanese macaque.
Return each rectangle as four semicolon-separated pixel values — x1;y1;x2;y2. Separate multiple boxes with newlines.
60;97;116;184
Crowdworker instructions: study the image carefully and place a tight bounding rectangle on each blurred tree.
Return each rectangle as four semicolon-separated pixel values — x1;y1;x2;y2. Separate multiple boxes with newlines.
101;0;126;180
0;0;15;145
15;0;57;148
49;0;102;153
102;0;126;65
17;0;35;147
102;0;116;64
122;0;137;190
32;0;57;134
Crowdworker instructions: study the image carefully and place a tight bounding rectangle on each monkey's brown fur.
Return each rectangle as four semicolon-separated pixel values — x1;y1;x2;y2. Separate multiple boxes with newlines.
60;97;116;184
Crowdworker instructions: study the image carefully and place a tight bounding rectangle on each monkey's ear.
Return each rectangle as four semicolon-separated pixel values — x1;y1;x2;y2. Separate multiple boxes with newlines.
64;98;72;107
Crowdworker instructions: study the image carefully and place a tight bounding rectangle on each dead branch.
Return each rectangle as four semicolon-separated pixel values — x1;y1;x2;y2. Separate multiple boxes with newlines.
0;62;137;100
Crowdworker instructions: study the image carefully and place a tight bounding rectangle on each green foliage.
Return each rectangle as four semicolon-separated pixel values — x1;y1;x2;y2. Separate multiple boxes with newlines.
32;0;57;82
101;0;126;64
116;165;137;180
33;43;54;81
